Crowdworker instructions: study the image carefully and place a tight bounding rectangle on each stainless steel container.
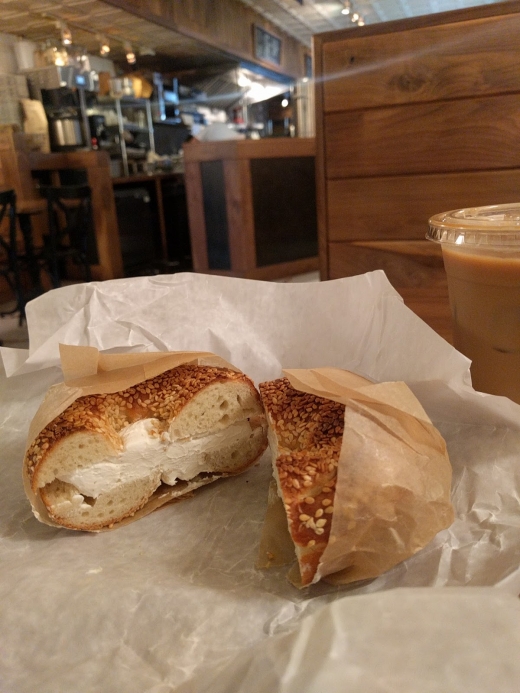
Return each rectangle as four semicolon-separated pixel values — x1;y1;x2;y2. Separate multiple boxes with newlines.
49;115;84;148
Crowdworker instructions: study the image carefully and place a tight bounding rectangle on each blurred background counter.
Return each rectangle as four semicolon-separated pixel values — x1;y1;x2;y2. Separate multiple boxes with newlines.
183;136;318;280
26;149;191;281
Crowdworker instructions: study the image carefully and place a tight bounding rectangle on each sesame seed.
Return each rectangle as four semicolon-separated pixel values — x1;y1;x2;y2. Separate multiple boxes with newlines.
25;364;254;488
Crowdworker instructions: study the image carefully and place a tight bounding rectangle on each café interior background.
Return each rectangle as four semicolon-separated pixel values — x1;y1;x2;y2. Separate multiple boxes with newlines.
0;0;511;350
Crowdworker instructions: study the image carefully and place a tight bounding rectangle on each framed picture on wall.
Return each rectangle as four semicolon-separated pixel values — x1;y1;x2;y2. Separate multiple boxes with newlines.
253;25;282;66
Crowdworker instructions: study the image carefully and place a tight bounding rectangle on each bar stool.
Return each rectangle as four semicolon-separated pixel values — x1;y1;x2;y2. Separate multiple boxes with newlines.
39;185;94;288
0;189;25;322
17;198;46;299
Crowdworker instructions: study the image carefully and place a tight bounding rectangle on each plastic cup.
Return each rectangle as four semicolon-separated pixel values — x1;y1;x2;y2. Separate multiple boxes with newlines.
427;203;520;403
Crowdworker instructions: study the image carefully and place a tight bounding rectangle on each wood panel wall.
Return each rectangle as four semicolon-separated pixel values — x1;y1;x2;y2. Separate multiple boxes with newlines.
313;1;520;291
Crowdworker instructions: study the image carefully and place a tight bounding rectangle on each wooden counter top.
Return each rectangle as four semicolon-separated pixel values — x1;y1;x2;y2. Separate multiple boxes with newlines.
183;137;315;163
28;150;111;170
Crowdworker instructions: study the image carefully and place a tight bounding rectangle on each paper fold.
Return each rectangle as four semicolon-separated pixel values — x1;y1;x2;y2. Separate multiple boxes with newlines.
260;367;454;586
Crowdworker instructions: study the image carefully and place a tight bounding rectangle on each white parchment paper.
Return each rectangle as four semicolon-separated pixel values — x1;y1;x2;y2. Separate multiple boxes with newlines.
2;271;520;692
176;588;520;693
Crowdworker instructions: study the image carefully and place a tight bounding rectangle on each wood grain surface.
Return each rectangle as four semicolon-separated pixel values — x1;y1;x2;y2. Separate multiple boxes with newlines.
322;14;520;112
327;169;520;242
314;1;520;292
328;240;446;287
325;93;520;179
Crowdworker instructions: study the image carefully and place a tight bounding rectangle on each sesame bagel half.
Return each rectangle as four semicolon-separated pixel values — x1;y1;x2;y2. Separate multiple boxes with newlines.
258;377;344;586
25;365;267;531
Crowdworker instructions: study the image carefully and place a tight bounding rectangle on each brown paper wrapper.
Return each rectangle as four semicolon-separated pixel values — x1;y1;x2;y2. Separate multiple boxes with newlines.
258;368;454;587
23;345;242;530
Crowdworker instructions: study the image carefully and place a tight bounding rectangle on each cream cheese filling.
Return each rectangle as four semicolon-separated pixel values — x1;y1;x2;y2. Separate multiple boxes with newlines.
57;418;253;498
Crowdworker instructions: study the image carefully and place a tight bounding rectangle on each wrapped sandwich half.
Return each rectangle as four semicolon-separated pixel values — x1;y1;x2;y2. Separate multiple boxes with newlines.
24;347;267;531
258;368;454;587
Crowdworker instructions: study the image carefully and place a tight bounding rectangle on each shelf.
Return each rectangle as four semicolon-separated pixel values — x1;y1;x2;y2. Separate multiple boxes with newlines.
119;97;151;108
92;97;155;178
96;96;150;108
122;123;149;133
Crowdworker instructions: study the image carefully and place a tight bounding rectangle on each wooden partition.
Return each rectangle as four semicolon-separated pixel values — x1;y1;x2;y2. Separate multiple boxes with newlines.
183;137;318;280
313;0;520;336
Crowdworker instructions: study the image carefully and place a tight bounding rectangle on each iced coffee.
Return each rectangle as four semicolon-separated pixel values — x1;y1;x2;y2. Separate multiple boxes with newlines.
427;204;520;404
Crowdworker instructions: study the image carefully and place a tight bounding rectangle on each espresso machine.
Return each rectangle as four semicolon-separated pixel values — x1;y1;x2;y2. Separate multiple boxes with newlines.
25;65;99;151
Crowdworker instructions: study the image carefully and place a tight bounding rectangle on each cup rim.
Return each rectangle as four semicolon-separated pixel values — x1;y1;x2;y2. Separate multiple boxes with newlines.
427;202;520;248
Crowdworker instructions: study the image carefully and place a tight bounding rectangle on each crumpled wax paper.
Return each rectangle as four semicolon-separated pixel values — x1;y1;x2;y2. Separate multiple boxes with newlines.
2;271;520;693
175;587;520;693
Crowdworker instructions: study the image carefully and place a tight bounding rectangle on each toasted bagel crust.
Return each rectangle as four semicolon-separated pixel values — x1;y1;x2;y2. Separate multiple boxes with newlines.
259;377;345;585
26;365;267;531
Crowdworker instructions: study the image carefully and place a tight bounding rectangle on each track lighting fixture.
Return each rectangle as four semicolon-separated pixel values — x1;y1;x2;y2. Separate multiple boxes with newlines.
59;21;72;45
124;41;136;64
99;35;110;56
341;2;364;26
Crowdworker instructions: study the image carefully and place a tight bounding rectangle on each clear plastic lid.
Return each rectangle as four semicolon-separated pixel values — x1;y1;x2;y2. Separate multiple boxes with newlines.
427;202;520;248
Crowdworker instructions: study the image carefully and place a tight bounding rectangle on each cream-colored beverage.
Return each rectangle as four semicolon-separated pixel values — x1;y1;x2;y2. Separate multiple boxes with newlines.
428;204;520;404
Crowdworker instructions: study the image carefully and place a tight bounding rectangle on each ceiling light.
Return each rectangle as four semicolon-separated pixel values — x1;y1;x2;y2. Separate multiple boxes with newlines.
351;13;359;22
357;18;365;26
99;35;110;56
124;41;136;65
281;98;289;107
341;1;351;14
59;21;72;45
237;71;252;88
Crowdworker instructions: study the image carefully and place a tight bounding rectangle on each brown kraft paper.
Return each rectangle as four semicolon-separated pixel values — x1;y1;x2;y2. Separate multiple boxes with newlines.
258;367;454;587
